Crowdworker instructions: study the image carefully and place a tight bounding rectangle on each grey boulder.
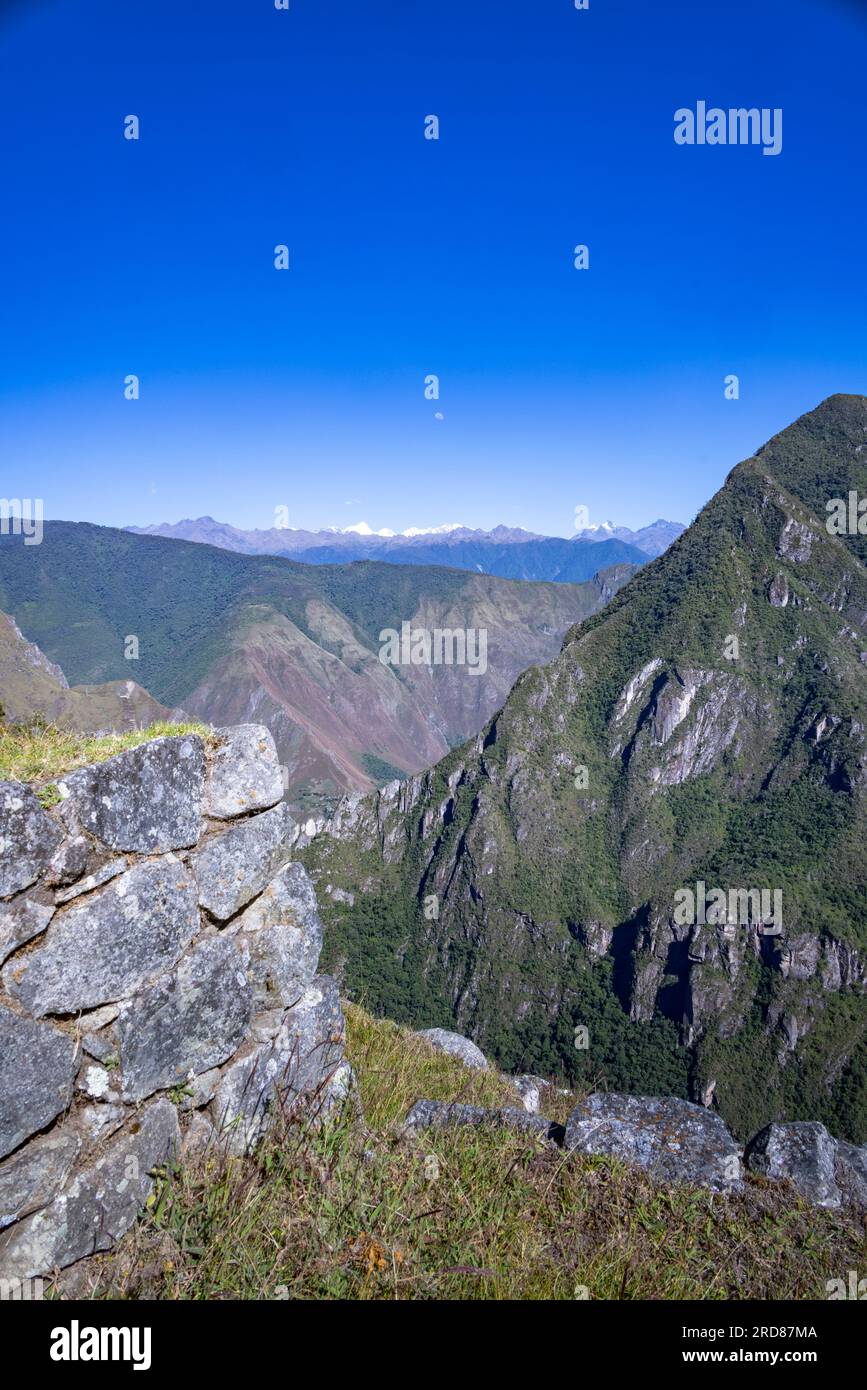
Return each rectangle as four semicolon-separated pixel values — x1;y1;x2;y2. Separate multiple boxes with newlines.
118;937;253;1102
0;1006;77;1159
2;859;199;1016
416;1028;488;1071
0;782;63;898
204;725;284;819
404;1100;560;1142
564;1093;742;1193
58;735;204;853
745;1121;841;1208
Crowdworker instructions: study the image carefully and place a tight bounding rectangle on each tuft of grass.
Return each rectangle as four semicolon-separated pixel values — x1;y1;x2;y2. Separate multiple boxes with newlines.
0;719;216;784
56;1004;867;1302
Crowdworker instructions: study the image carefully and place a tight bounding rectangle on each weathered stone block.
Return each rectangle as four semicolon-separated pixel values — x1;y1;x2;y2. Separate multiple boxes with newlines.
2;860;199;1016
210;976;343;1153
0;1006;77;1159
0;1128;82;1230
192;803;294;922
745;1121;841;1208
118;937;252;1102
234;861;323;1008
0;782;63;898
0;894;54;967
0;1099;180;1280
58;735;205;853
204;725;284;820
564;1093;742;1193
416;1028;488;1070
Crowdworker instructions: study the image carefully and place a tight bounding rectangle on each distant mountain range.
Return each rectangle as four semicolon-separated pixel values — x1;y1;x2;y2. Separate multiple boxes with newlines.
0;524;636;811
125;517;685;581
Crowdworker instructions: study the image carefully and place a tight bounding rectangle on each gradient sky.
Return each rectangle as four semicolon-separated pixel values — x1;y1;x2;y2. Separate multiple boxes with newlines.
1;0;866;537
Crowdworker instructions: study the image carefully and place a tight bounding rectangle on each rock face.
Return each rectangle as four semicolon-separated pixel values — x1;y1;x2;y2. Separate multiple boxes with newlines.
416;1028;489;1070
564;1093;742;1193
0;725;347;1280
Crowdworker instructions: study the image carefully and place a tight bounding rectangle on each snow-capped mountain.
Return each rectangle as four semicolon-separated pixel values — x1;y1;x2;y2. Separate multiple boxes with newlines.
125;516;684;581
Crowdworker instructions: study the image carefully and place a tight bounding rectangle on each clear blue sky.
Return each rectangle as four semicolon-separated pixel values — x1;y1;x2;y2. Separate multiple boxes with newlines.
1;0;866;537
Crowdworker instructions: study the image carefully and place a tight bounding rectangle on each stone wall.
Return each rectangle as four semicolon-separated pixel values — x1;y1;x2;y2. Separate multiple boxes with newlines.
0;725;347;1281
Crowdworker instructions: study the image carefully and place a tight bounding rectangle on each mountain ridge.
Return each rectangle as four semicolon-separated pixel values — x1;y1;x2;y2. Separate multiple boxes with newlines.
303;394;867;1143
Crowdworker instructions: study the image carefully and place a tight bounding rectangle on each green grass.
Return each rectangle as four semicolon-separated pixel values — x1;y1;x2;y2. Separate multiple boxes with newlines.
60;1004;866;1301
0;718;215;784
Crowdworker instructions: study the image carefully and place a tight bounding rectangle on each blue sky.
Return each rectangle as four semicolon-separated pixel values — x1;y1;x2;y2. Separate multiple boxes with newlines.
1;0;866;537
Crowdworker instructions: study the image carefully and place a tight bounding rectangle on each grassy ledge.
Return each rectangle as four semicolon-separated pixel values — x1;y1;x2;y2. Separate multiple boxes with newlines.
55;1004;867;1302
0;719;216;786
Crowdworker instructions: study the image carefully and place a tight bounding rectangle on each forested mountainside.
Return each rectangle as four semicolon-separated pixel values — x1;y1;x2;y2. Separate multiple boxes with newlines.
0;524;633;810
305;395;867;1144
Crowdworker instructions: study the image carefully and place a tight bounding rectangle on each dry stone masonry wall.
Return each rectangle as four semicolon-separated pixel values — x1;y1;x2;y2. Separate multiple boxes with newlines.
0;725;347;1281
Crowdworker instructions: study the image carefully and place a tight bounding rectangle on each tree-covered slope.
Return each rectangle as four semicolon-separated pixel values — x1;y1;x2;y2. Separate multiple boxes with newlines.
305;395;867;1142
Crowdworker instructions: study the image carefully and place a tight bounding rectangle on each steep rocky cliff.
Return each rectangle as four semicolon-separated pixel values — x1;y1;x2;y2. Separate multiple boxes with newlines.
0;725;346;1281
305;395;867;1143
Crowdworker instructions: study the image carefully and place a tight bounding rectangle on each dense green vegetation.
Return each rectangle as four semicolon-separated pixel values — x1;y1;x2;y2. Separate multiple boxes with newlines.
307;396;867;1144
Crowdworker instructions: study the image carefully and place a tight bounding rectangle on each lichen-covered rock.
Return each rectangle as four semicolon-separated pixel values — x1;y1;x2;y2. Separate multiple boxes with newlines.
2;860;199;1016
118;937;252;1102
0;1128;82;1230
416;1028;488;1071
0;894;54;967
564;1093;742;1193
192;803;294;922
210;976;343;1154
233;862;323;1008
0;1099;180;1280
204;725;284;820
0;1006;77;1159
0;782;63;897
835;1141;867;1207
58;735;204;853
745;1121;841;1208
404;1100;560;1141
44;835;89;889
